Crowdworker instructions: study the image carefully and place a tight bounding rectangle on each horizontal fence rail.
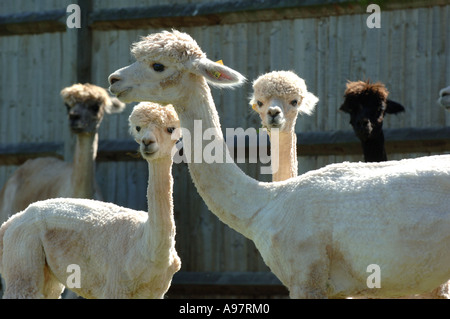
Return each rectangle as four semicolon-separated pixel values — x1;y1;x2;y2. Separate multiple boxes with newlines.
0;9;67;36
1;126;449;165
1;0;449;36
168;271;288;297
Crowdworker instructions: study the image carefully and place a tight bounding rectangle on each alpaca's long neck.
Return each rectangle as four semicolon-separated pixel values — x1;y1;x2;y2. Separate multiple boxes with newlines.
145;158;176;261
71;133;97;198
361;132;387;162
271;130;298;182
176;79;268;240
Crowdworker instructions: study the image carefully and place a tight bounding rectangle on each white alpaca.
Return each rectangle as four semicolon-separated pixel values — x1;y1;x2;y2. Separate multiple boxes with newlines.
438;86;450;110
0;83;125;225
250;71;318;181
108;30;450;298
0;102;181;299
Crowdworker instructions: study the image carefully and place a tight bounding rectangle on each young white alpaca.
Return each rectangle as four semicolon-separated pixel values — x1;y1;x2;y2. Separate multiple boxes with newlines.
108;30;450;298
0;83;125;224
438;85;450;110
249;71;318;181
0;102;181;299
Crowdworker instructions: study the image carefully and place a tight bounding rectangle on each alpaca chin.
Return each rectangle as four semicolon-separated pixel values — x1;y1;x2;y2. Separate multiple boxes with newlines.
70;122;96;134
269;119;285;129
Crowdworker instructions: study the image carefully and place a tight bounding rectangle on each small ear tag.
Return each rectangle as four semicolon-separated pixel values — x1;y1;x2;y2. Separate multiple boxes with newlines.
252;103;257;111
212;60;224;79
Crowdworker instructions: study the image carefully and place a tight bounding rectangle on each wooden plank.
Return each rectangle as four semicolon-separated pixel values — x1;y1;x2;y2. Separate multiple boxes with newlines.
0;9;66;36
298;126;450;155
89;0;450;31
0;142;63;166
168;271;288;297
77;0;92;83
0;0;447;36
96;139;141;162
2;126;449;165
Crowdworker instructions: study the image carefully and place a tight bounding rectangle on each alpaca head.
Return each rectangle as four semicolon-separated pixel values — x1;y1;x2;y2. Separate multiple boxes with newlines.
250;71;318;131
340;80;405;142
108;29;246;106
438;86;450;110
61;83;126;134
129;102;181;161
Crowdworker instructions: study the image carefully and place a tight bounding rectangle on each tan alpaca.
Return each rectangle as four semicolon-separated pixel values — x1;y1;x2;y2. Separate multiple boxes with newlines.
109;30;449;298
0;83;125;224
0;102;181;299
250;71;318;181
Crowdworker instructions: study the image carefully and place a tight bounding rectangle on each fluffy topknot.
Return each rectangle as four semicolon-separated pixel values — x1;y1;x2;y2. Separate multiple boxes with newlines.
129;102;179;131
131;29;206;65
252;71;309;100
344;80;389;100
61;83;111;106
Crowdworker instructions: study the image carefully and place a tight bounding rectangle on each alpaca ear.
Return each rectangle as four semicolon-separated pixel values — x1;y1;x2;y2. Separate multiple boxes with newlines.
190;58;246;88
299;92;319;116
105;96;126;114
385;99;405;114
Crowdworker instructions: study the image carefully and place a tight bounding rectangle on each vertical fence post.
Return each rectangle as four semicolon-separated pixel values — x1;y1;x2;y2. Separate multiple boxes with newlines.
76;0;92;84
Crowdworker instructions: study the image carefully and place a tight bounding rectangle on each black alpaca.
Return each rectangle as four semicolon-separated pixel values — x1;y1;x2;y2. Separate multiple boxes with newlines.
340;80;405;162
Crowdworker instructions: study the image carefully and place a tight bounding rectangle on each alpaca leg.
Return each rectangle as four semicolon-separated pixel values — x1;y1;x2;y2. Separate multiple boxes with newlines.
412;282;450;299
3;260;64;299
42;265;65;299
1;227;55;299
102;274;131;299
288;257;329;299
3;244;46;298
429;283;450;299
289;283;328;299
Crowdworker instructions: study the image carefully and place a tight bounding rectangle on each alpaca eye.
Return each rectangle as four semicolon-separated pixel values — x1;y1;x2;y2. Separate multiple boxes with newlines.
257;101;263;107
167;127;175;134
152;63;165;72
136;126;141;132
290;100;298;107
90;104;100;113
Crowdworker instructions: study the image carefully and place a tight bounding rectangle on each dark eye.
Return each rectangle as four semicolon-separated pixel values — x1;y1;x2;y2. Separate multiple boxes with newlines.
257;101;263;107
290;100;298;107
136;126;141;132
152;63;165;72
167;127;175;134
90;104;100;113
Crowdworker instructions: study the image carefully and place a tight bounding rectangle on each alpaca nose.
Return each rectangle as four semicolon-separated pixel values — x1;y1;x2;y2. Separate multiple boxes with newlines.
142;136;156;146
68;106;81;120
69;112;80;120
108;74;121;85
268;107;281;118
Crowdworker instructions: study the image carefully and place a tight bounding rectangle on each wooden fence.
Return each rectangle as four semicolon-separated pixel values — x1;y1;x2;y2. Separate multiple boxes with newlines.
0;0;449;298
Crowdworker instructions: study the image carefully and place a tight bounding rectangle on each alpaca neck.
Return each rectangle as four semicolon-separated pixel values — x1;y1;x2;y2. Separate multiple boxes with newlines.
361;132;387;162
145;158;176;261
71;133;97;198
271;129;298;182
175;78;267;240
